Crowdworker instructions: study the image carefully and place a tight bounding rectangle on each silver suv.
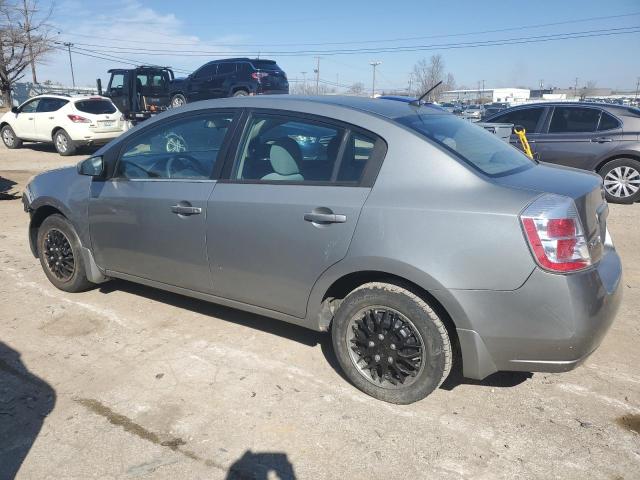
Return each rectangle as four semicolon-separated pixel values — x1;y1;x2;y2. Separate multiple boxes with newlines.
23;96;622;404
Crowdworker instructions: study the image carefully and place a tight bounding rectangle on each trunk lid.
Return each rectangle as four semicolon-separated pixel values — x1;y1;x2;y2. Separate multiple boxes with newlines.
494;162;607;263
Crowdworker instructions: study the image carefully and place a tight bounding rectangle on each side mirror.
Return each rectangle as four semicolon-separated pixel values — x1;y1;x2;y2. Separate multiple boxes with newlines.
77;156;104;177
11;106;18;114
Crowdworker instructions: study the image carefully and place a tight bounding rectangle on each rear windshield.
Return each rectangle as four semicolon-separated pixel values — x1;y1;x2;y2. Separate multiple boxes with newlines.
75;99;116;115
396;112;533;176
251;60;282;71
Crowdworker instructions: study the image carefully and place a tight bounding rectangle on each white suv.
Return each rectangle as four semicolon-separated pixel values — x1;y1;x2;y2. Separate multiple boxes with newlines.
1;94;126;156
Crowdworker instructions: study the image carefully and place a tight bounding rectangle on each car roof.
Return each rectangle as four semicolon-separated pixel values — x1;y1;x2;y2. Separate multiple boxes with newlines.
28;94;110;101
499;101;634;114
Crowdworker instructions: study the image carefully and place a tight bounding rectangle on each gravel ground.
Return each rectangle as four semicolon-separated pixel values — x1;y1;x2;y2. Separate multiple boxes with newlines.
1;142;639;480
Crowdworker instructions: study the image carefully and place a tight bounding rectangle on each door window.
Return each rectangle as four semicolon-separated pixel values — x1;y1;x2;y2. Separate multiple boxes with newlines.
20;99;40;113
108;74;124;94
217;63;236;75
233;114;347;183
194;63;217;79
337;133;376;182
36;98;68;112
116;113;234;180
491;107;544;133
597;111;620;131
549;107;600;133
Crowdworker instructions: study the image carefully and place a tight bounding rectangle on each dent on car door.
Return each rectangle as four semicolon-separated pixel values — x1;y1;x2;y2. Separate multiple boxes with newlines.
206;112;385;318
88;111;238;292
535;107;621;170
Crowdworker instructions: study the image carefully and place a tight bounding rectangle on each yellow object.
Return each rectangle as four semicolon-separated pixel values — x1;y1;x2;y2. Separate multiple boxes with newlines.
513;126;533;159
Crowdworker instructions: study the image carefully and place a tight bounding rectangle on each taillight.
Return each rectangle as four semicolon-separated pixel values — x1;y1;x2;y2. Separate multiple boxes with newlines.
251;72;269;81
520;194;591;272
67;114;91;123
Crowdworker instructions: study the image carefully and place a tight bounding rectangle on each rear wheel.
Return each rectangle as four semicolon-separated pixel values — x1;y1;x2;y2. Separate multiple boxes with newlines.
1;125;22;149
37;214;93;292
599;158;640;204
232;89;248;97
53;129;76;156
331;282;452;404
171;94;187;108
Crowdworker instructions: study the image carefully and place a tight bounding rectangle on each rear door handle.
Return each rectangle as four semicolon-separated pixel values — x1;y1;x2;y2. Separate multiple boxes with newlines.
591;137;613;143
304;212;347;224
171;204;202;215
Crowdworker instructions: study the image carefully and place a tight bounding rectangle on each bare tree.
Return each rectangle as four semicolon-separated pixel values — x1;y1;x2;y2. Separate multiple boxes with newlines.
581;80;597;100
0;0;55;107
410;55;455;101
290;80;335;96
346;81;365;96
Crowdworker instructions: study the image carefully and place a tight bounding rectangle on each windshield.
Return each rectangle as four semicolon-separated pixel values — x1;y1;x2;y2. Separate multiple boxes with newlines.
75;99;117;115
252;60;282;71
396;112;534;176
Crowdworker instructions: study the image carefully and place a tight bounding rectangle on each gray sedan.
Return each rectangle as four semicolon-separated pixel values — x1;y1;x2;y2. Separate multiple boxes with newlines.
22;96;622;404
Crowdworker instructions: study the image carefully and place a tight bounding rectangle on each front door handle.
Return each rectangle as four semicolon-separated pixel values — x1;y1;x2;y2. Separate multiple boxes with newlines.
304;212;347;224
171;204;202;215
591;137;613;143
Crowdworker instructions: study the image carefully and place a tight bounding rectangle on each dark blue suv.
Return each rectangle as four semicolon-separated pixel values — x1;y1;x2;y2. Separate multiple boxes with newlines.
169;58;289;107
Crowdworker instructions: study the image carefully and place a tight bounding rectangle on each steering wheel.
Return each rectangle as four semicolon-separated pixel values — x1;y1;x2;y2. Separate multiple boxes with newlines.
165;154;204;178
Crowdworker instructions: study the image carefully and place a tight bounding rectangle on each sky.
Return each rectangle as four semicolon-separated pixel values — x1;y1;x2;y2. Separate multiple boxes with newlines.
33;0;640;92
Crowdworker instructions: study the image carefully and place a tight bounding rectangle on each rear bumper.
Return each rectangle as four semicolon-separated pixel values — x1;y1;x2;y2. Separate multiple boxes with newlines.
447;245;622;379
69;130;124;144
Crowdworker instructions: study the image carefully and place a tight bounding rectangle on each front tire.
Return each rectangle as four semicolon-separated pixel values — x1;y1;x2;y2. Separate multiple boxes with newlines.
171;94;187;108
1;125;22;149
331;282;452;404
53;129;76;156
37;214;93;292
232;89;248;97
599;158;640;204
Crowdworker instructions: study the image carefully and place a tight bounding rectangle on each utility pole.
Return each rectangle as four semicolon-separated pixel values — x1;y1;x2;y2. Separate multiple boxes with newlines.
63;42;75;88
481;79;485;104
635;77;640;101
370;61;381;98
574;77;579;99
301;71;307;94
22;0;37;83
314;57;320;95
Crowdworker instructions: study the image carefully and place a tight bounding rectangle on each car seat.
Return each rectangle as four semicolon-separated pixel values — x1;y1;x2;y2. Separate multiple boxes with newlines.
262;137;304;181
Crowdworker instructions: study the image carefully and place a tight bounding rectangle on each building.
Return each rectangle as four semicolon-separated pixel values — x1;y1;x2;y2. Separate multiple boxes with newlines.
440;88;530;104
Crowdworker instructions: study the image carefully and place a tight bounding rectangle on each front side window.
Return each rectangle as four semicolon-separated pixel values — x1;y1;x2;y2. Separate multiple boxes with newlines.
194;64;217;79
116;113;234;180
109;74;124;91
549;107;600;133
20;99;40;113
397;112;534;176
491;107;544;133
233;114;346;183
217;63;235;75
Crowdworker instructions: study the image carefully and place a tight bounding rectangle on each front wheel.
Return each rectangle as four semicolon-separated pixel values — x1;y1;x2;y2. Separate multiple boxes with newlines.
1;125;22;149
37;214;94;292
53;129;76;156
599;158;640;204
232;90;248;97
331;282;452;404
170;94;187;108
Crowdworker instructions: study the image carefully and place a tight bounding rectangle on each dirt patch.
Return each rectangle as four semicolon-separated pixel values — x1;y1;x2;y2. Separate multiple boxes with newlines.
40;313;104;337
616;414;640;435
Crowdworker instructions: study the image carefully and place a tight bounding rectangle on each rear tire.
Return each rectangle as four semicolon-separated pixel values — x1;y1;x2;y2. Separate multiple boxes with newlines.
1;125;22;149
331;282;452;404
170;94;187;108
53;129;76;156
599;158;640;204
37;214;93;292
232;89;248;97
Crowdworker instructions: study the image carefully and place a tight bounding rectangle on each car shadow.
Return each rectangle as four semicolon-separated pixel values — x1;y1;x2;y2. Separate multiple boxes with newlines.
0;341;56;479
225;450;297;479
0;175;18;200
97;280;530;393
15;142;101;156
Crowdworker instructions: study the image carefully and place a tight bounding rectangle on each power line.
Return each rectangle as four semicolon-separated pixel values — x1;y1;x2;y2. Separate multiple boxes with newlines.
56;26;640;57
54;11;640;48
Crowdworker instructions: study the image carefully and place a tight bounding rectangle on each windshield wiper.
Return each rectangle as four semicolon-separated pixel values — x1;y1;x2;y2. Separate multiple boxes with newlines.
409;81;443;107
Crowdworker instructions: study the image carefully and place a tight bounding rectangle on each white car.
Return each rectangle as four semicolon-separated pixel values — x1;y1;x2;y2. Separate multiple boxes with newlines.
0;94;126;156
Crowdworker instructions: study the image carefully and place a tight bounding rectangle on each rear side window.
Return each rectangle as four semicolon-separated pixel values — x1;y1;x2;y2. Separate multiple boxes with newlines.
117;113;234;180
549;107;599;133
37;98;68;112
490;107;544;133
75;100;117;115
397;113;533;176
598;112;620;131
337;133;376;182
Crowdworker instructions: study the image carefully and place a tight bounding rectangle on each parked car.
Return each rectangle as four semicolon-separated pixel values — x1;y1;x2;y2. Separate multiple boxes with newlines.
101;66;175;123
481;105;507;120
484;102;640;203
23;96;621;404
462;104;483;121
169;58;289;107
1;94;126;156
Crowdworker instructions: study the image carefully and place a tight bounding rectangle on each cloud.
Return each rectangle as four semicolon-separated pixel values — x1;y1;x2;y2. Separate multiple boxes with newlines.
37;0;248;86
